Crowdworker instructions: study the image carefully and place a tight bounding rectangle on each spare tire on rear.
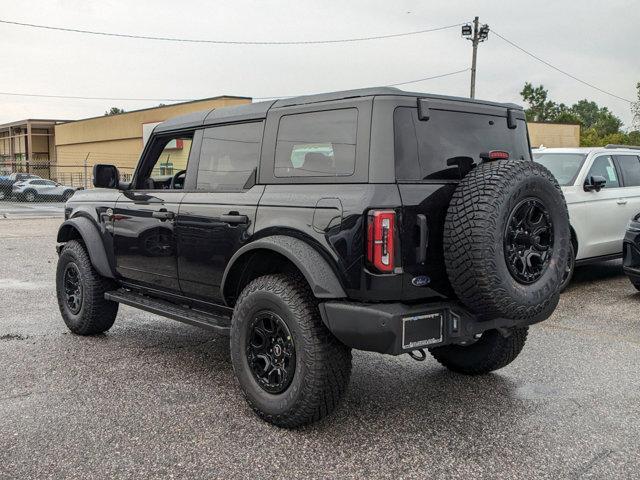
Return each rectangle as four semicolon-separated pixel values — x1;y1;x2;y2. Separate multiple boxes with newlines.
444;160;569;320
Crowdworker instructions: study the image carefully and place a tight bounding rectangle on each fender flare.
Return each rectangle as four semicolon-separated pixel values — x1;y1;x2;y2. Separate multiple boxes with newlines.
221;235;347;304
57;217;115;279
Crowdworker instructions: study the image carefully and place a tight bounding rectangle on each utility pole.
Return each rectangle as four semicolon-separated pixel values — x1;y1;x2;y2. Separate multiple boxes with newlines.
461;17;490;99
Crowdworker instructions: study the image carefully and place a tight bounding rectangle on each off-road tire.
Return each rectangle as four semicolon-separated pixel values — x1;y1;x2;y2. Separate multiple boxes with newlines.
444;160;570;320
429;327;528;375
230;274;352;428
631;280;640;292
56;240;118;335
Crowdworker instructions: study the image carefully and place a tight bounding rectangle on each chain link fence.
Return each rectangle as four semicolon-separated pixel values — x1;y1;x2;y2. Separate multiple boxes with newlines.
0;153;136;204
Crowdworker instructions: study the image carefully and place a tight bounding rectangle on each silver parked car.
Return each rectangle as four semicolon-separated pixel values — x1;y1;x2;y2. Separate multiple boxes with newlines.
12;179;80;202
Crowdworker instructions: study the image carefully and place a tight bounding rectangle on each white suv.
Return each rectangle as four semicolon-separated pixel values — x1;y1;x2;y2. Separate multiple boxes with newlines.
534;145;640;290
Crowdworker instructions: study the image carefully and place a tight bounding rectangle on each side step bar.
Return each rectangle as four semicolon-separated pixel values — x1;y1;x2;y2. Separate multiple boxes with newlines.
105;289;231;335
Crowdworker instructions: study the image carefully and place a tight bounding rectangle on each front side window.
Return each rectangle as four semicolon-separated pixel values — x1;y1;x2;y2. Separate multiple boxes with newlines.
615;155;640;187
138;134;193;190
196;122;262;191
587;155;619;188
274;109;357;178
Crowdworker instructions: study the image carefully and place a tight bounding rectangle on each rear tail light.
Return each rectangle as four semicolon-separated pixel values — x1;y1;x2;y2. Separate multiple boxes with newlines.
366;210;396;273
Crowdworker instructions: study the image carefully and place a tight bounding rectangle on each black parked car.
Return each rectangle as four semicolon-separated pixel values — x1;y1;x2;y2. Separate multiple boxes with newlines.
623;213;640;290
55;87;570;427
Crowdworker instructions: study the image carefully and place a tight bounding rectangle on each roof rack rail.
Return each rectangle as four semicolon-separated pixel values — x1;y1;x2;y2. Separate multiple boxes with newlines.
605;144;640;150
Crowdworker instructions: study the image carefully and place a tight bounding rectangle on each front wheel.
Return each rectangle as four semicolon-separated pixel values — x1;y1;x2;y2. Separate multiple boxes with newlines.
429;327;528;375
23;190;37;202
56;240;119;335
230;274;352;428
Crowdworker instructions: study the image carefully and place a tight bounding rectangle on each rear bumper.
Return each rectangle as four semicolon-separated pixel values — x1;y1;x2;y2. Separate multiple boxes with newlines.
319;300;544;355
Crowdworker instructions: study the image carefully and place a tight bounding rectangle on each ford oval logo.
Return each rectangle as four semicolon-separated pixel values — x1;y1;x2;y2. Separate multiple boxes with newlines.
412;275;430;287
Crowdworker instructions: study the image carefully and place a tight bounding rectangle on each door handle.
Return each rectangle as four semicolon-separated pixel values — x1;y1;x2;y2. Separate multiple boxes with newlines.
617;199;628;205
220;213;249;224
152;210;175;221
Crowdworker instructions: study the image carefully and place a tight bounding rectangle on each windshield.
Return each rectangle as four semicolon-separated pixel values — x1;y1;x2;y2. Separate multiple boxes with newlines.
533;152;587;186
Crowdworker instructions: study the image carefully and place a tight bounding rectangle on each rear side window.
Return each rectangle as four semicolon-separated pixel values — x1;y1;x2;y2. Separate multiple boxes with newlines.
274;109;357;177
615;155;640;187
197;122;262;191
394;107;531;181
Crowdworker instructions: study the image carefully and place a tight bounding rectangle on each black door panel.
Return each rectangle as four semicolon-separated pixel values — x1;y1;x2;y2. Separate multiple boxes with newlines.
113;191;185;291
177;187;264;301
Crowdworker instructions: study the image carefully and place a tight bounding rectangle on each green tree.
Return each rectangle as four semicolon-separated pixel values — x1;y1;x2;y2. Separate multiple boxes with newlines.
520;83;558;122
104;107;126;116
519;82;635;146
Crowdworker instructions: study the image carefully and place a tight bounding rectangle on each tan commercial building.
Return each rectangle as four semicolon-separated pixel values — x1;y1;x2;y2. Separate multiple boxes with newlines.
528;122;580;148
54;96;251;186
0;119;68;177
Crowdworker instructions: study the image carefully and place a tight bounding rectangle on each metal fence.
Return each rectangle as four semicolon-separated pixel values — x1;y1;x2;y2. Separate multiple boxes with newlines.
0;153;136;204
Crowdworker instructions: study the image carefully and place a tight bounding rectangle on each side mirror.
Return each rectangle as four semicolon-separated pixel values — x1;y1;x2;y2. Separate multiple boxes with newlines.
93;164;120;189
584;175;607;192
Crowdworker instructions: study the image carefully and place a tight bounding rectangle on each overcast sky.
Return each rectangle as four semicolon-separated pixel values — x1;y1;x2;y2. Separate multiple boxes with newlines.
1;0;638;126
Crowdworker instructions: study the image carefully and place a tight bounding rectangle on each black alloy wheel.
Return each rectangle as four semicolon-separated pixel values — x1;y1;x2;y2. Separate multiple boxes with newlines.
63;262;83;315
246;311;296;394
504;198;554;284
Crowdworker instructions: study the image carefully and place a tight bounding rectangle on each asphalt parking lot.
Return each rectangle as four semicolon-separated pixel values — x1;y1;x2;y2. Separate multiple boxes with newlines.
1;217;639;479
0;200;65;219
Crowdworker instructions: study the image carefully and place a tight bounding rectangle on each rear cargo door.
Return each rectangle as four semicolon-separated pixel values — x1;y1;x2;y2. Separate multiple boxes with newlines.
393;102;530;300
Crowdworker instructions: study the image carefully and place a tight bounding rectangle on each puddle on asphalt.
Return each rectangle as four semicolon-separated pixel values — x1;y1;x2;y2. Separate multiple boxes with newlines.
0;279;50;290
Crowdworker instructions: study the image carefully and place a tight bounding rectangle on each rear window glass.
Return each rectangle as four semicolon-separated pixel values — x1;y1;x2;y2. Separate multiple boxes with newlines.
275;109;357;177
394;107;531;181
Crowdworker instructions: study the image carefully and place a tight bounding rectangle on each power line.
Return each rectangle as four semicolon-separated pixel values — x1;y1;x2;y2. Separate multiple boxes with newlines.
0;69;470;103
0;91;192;102
492;29;633;104
0;18;466;45
254;68;470;99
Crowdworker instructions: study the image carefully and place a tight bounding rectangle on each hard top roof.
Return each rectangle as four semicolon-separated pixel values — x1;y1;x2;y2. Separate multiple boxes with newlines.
155;87;522;133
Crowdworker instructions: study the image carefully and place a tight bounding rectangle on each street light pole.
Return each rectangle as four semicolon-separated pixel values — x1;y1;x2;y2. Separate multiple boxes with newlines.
462;17;490;99
470;16;479;99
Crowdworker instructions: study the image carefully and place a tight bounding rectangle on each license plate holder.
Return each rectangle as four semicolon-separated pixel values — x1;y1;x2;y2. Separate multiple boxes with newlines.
402;312;444;350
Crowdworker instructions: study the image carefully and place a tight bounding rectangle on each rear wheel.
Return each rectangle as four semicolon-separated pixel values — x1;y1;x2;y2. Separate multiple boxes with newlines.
230;274;352;428
429;327;528;375
56;240;118;335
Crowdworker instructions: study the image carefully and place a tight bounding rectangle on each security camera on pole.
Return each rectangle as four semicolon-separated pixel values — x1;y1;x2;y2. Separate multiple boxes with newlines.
461;17;490;99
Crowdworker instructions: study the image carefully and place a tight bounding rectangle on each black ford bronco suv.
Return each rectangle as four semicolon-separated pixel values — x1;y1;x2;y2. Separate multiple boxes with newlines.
55;88;569;427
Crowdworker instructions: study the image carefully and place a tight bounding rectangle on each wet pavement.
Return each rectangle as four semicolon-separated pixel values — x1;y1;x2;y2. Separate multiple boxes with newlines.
1;217;639;479
0;201;65;219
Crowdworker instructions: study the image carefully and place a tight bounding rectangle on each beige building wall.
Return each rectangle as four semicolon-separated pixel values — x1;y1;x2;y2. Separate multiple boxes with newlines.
54;96;251;183
528;122;580;148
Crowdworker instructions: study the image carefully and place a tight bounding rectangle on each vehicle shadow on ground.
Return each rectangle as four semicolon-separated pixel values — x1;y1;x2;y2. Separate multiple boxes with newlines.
101;318;528;435
569;260;624;287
